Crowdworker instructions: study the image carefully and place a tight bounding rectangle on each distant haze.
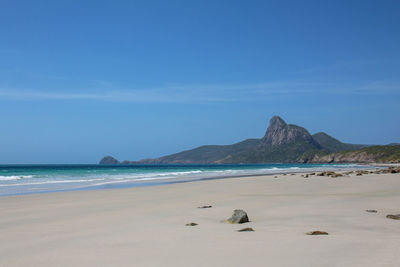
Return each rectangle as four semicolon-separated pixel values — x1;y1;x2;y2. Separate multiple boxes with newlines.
0;1;399;164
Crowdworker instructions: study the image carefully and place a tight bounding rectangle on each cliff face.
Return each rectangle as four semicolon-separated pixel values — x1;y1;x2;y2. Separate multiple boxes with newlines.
261;116;319;148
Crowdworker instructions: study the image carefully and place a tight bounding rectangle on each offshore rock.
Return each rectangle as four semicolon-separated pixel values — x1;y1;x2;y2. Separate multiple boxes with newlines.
99;156;120;165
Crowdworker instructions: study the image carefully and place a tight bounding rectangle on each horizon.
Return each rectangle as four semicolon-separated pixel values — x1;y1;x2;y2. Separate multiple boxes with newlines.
2;114;398;165
1;1;399;164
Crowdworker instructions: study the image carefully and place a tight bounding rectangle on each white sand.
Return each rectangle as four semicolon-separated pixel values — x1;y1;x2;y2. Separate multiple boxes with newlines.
1;171;400;267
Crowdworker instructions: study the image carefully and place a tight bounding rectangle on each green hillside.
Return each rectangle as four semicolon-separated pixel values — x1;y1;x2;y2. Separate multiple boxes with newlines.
102;116;399;164
312;132;365;152
337;145;400;163
151;138;261;163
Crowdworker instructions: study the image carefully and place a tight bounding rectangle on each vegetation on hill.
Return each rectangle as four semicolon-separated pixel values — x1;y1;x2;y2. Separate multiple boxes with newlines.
100;116;399;164
148;139;261;164
338;145;400;163
312;132;366;152
301;145;400;163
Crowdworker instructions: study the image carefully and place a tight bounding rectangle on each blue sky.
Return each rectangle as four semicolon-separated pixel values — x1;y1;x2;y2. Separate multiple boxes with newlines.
0;0;399;164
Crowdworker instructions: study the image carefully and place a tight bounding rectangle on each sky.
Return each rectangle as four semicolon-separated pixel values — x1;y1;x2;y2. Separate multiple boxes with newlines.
0;0;399;164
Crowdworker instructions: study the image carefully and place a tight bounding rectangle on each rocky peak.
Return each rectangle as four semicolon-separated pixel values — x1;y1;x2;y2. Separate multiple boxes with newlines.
261;116;317;146
267;115;287;132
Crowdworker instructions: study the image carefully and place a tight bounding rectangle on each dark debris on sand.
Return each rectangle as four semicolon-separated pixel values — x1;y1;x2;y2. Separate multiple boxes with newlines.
237;227;254;232
366;209;378;213
306;231;329;235
386;214;400;220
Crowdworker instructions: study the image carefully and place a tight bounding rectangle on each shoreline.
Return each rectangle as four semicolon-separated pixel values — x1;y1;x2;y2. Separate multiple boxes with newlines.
0;163;380;197
1;167;400;266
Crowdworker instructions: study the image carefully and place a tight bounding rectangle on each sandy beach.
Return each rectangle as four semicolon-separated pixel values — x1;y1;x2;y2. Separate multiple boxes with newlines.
1;170;400;267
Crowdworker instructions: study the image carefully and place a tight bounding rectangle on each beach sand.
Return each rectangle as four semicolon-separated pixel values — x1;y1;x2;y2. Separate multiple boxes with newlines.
1;171;400;267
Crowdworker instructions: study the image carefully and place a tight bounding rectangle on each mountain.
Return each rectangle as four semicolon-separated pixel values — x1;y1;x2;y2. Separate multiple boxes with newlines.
221;116;322;163
311;132;366;152
99;115;398;164
133;116;322;164
262;116;319;147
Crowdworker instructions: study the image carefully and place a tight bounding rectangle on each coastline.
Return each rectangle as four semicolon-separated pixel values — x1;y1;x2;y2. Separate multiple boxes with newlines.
0;163;375;197
1;167;400;266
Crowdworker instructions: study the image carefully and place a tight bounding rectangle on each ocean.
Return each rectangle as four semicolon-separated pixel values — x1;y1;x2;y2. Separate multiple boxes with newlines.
0;163;368;196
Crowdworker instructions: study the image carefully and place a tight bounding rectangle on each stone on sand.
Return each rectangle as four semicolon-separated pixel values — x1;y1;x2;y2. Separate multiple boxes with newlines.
317;171;336;177
225;209;249;224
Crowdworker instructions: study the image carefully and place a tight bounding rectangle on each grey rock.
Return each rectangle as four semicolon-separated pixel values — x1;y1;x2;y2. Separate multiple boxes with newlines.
375;167;400;174
316;171;343;177
225;209;249;224
261;116;320;147
317;171;336;176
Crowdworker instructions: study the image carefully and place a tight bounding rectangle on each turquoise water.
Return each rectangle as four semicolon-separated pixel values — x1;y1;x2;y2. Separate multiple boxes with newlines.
0;164;366;196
